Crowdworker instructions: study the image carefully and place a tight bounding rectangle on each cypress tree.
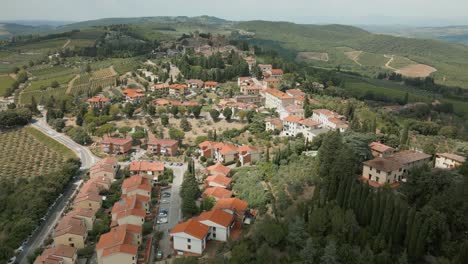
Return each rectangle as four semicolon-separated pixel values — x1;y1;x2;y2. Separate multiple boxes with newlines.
407;212;422;260
405;208;416;248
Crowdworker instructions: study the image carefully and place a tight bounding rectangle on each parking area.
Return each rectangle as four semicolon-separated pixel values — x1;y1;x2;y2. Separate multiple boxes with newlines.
154;162;186;259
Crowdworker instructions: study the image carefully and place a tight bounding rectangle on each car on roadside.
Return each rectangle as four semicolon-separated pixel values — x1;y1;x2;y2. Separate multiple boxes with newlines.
156;250;163;260
162;192;171;198
161;198;170;203
157;217;168;224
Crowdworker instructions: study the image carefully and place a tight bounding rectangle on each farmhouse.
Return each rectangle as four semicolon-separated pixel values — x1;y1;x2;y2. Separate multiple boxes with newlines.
147;138;179;156
96;224;142;264
101;137;132;155
87;96;110;108
34;245;77;264
170;219;210;255
361;150;432;187
435;153;466;169
369;142;395;158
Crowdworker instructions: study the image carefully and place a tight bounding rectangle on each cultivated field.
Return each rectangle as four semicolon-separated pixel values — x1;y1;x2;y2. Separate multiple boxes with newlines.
396;64;437;78
69;67;116;95
0;127;75;180
296;52;329;62
0;74;15;96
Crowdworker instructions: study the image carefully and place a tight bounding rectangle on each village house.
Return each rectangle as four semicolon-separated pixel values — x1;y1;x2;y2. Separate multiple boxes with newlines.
53;217;87;249
122;89;145;104
435;153;466;169
204;81;219;91
213;198;249;223
73;180;104;211
238;145;262;166
261;89;294;110
214;143;239;163
111;194;150;226
269;69;284;79
258;64;272;72
205;174;232;189
240;84;263;96
101;137;132;155
169;84;187;96
34;245;77;264
129;161;165;180
152;83;170;93
361;150;432;187
311;109;349;132
263;77;280;89
206;163;231;177
198;209;235;242
186;79;204;89
202;187;233;201
285;89;305;99
244;56;257;71
63;208;96;231
147;138;179;156
96;224;142;264
170;219;210;255
121;175;153;198
279;105;305;119
282;116;303;137
87;96;110;108
369;142;396;158
265;117;283;132
89;157;119;181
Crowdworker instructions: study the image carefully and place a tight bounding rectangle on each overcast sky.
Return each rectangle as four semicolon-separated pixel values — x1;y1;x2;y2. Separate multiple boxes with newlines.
2;0;468;26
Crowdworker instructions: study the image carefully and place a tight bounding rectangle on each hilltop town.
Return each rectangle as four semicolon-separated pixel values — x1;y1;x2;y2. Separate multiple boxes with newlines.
0;17;467;264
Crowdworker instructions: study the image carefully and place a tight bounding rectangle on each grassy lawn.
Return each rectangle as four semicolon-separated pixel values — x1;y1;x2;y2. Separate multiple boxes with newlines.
0;75;15;96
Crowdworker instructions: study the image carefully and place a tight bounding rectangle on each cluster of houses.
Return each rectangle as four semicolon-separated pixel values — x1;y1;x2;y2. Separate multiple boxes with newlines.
96;160;164;264
361;141;466;188
34;158;119;264
170;195;253;255
100;136;179;157
198;140;262;166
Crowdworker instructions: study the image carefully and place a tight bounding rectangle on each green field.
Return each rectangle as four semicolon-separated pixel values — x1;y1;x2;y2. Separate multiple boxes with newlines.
0;75;15;96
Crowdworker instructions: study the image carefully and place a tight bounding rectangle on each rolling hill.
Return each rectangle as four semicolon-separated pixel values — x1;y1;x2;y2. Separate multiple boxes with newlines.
234;21;468;88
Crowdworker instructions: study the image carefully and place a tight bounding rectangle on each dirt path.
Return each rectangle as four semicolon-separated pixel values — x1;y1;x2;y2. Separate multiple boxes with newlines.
66;74;79;94
384;55;396;70
62;39;71;49
345;51;363;66
167;64;181;83
109;65;117;76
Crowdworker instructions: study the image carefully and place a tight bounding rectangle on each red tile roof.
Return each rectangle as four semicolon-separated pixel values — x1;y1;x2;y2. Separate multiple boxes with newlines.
112;194;148;215
54;217;87;238
205;174;232;187
298;119;320;128
369;142;395;153
263;89;292;99
96;224;141;255
34;245;77;264
101;137;132;145
102;244;138;257
437;153;466;163
198;209;234;227
87;96;110;103
170;219;210;240
129;161;164;172
205;81;218;86
203;187;232;200
270;69;283;75
207;163;231;176
214;198;248;214
284;116;303;123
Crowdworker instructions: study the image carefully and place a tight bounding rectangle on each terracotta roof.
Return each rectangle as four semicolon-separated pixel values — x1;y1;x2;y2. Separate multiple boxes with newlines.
266;117;283;127
263;89;292;99
313;108;339;117
214;142;238;155
198;140;217;148
147;138;178;147
285;105;304;113
122;89;145;98
154;83;170;89
170;219;209;240
363;157;402;172
203;187;232;200
214;198;248;214
198;209;234;227
270;69;283;75
369;142;395;153
169;84;187;90
237;145;258;153
101;137;132;145
66;208;96;219
54;217;87;238
258;64;272;68
205;175;232;187
112;194;148;215
153;98;171;105
299;119;320;128
96;224;141;252
205;81;218;86
284;116;303;123
102;244;138;257
207;163;231;176
286;89;305;97
437;153;466;163
129;161;164;172
390;150;431;165
87;96;109;103
74;192;101;203
34;245;77;264
122;175;152;190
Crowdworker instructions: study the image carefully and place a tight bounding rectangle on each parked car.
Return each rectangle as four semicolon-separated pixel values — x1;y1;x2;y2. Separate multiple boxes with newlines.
162;192;171;198
157;217;168;224
161;199;170;204
156;250;163;260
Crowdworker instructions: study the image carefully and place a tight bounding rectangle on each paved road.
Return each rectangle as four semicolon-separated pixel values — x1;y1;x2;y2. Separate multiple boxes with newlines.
16;117;99;264
156;163;186;258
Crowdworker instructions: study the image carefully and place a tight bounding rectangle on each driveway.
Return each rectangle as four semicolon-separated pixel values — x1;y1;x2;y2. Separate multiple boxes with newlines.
155;162;186;258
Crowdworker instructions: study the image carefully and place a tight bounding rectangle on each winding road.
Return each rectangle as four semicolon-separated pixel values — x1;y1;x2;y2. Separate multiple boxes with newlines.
16;115;99;264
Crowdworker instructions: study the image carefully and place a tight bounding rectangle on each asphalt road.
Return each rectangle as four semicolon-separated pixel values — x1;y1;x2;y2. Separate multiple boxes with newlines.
16;117;99;264
156;163;186;258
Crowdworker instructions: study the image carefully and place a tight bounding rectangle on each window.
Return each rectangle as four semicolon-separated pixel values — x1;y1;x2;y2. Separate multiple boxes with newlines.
68;238;72;241
376;177;380;182
212;227;216;231
187;245;191;250
187;238;191;243
213;233;216;238
370;166;373;171
376;170;381;174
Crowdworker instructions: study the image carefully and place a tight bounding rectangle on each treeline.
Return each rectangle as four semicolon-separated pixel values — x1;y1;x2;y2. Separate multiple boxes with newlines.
0;158;81;263
0;107;33;128
223;131;468;264
173;51;250;82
